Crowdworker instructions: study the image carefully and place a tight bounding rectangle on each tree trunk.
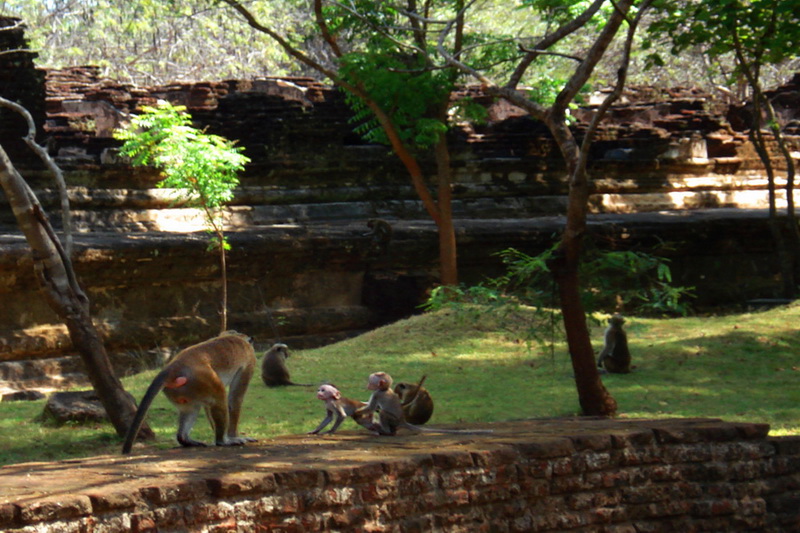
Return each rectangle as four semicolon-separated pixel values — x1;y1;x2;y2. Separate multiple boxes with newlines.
734;45;797;298
0;143;150;440
434;134;458;286
748;108;796;298
551;183;619;416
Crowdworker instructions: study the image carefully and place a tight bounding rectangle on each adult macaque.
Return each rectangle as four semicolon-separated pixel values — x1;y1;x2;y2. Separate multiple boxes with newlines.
355;372;492;436
122;331;257;454
308;383;375;435
261;343;312;387
394;375;433;425
597;314;632;374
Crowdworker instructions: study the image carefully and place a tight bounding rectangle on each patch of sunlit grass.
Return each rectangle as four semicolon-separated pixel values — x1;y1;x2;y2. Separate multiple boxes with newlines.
2;303;800;465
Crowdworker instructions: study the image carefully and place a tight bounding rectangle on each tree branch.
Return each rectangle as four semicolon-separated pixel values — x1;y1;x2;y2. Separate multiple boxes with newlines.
576;0;654;176
553;0;635;115
220;0;442;223
314;0;342;57
517;45;583;63
0;96;73;257
506;0;607;89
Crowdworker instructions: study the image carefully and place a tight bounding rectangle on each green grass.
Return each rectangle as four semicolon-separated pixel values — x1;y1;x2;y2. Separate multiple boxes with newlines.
2;303;800;466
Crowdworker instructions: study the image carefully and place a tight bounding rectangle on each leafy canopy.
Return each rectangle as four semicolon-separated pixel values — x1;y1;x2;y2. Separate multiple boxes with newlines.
647;0;800;73
114;101;249;213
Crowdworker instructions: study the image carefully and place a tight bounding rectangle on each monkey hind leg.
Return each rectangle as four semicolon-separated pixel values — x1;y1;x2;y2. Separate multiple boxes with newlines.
176;409;207;447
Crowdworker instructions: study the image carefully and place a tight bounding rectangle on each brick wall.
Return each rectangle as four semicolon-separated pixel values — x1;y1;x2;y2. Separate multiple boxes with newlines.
1;418;798;532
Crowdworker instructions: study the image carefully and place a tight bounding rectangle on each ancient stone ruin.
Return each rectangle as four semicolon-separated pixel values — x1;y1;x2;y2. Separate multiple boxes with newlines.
1;15;799;394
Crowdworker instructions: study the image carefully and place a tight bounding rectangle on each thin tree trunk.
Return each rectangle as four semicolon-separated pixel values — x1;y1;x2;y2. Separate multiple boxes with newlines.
222;0;460;286
547;117;618;416
748;98;796;298
219;235;228;332
733;35;797;298
764;98;800;279
0;143;150;439
434;133;458;285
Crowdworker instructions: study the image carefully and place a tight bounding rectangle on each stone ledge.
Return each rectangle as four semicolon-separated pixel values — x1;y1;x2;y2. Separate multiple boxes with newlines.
1;417;796;532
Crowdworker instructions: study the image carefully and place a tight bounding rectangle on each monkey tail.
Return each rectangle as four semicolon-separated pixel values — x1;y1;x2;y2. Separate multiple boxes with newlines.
404;423;493;435
121;370;170;454
401;374;427;407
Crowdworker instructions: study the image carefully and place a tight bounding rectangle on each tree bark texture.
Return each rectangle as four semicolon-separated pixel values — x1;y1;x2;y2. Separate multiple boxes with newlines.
0;143;150;439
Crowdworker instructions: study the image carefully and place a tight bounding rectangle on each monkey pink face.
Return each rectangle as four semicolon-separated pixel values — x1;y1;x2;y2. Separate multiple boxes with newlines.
317;384;341;401
367;372;391;391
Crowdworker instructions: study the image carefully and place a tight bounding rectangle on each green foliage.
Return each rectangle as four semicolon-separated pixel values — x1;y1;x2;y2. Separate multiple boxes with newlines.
113;101;248;328
646;0;800;78
3;304;800;465
497;245;694;316
427;244;694;323
1;0;308;84
339;48;453;149
520;0;599;23
114;101;249;221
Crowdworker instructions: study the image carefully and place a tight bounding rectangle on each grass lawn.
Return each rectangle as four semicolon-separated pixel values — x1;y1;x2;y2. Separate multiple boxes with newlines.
1;302;799;466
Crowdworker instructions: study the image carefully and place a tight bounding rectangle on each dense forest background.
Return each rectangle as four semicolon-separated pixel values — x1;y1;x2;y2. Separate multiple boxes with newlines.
1;0;797;94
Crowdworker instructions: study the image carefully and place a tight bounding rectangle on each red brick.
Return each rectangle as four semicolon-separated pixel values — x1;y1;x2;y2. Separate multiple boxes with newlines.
17;495;91;524
470;447;521;467
274;469;325;490
184;501;236;525
516;437;575;459
131;513;157;533
0;502;18;528
611;429;656;448
206;472;277;497
569;433;613;451
139;479;208;505
734;423;771;440
86;489;143;512
431;450;474;469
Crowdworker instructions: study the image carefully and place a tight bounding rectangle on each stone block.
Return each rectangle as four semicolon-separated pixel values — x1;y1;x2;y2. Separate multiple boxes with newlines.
17;495;92;524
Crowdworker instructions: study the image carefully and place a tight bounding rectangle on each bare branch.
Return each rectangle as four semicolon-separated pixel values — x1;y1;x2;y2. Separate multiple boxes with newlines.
314;0;343;57
576;0;655;175
220;0;442;224
553;0;635;114
0;96;73;257
219;0;342;83
0;49;36;57
328;0;428;57
506;0;607;89
436;10;549;120
517;45;583;63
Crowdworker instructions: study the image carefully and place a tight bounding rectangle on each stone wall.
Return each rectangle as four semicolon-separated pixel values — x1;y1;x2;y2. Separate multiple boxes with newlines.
0;418;798;532
2;16;800;391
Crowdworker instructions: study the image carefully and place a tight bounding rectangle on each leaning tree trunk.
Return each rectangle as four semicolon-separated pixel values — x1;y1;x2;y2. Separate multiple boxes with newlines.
0;143;150;439
550;166;619;416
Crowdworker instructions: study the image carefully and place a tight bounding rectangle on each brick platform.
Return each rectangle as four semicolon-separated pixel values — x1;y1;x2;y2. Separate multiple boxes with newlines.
1;417;798;532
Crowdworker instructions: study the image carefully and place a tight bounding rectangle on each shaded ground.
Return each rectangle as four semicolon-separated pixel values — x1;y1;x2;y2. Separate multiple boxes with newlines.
0;416;765;506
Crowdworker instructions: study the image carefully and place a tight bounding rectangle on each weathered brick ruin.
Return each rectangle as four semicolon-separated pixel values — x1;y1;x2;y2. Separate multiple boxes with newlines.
2;13;800;392
1;418;799;532
2;17;800;533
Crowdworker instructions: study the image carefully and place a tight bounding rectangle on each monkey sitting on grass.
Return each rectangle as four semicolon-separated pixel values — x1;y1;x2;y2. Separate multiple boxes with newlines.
597;314;632;374
261;343;312;387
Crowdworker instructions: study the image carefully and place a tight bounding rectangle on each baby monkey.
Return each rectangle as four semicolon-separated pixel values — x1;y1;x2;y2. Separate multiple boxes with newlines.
308;384;375;435
355;372;492;436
